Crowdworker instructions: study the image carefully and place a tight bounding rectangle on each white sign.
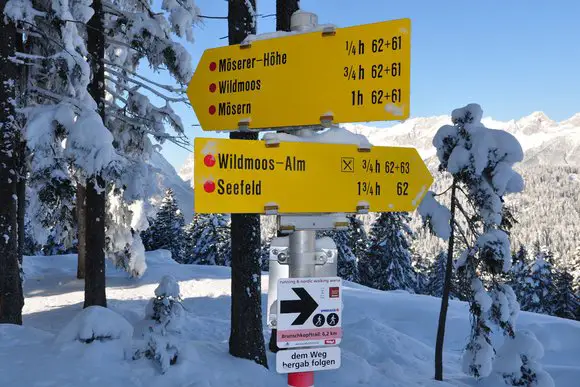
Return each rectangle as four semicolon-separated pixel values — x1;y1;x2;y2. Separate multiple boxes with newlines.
276;346;341;374
276;277;342;348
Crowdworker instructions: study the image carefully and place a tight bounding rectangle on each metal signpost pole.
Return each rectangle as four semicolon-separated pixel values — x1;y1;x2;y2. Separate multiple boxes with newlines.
285;12;320;387
287;230;317;387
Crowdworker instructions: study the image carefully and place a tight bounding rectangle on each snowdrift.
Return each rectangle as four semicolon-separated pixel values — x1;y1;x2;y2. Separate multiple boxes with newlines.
0;251;578;387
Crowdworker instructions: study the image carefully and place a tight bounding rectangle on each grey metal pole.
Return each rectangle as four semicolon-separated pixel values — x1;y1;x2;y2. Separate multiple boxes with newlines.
289;230;317;278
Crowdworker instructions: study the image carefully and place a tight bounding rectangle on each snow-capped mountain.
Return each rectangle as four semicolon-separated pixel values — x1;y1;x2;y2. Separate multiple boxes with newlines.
149;151;194;223
175;111;580;260
178;153;194;188
344;111;580;165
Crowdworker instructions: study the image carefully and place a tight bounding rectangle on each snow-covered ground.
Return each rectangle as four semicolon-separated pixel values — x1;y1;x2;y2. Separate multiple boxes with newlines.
1;251;579;387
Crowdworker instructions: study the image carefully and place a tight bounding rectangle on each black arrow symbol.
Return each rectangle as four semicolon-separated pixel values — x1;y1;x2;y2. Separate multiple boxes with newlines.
280;287;319;325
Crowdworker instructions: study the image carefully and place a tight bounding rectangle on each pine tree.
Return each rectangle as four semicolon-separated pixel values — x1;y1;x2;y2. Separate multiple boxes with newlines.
359;212;416;292
182;215;200;264
412;251;430;294
553;269;579;320
347;214;367;263
0;2;24;323
192;214;231;266
508;245;529;303
520;245;556;315
418;104;528;381
145;189;186;263
425;252;447;297
136;275;185;373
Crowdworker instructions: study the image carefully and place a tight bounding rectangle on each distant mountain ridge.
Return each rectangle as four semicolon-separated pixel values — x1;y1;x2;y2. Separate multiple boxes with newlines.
174;111;580;261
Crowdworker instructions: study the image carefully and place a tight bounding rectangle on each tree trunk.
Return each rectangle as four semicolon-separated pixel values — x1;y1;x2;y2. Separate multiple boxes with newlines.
15;32;28;265
84;0;107;308
276;0;299;32
0;4;25;324
16;136;26;264
435;179;457;381
227;0;267;369
76;183;86;279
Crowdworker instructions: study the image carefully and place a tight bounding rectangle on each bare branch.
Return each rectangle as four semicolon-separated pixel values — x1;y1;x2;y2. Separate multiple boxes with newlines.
104;60;185;93
105;70;188;103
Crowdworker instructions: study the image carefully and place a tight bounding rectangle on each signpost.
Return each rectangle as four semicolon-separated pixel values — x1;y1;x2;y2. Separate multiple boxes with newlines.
187;18;411;131
276;277;343;348
194;137;433;214
187;10;422;387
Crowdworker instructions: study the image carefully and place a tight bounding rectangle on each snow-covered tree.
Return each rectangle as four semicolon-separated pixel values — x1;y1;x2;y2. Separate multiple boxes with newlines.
359;212;416;292
182;214;200;264
347;214;368;263
553;269;579;320
135;275;185;373
411;250;430;294
142;189;185;263
508;245;529;302
520;246;556;315
425;252;447;297
192;214;231;266
418;104;533;381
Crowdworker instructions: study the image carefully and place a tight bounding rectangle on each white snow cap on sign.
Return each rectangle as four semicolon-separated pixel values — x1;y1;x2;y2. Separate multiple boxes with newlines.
262;125;372;148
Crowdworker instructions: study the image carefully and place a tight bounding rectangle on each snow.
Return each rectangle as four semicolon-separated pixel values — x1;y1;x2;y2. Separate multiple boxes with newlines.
155;274;180;298
54;305;134;361
3;0;45;24
476;229;512;272
65;109;118;177
1;251;578;386
417;191;451;240
262;125;372;148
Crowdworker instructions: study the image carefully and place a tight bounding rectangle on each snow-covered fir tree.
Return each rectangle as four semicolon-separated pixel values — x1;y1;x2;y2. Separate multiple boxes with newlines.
411;250;430;294
508;245;529;303
182;214;200;264
520;245;556;315
417;104;552;384
191;214;231;266
553;269;579;320
136;275;185;373
425;252;447;297
359;212;416;292
141;189;185;262
347;214;368;263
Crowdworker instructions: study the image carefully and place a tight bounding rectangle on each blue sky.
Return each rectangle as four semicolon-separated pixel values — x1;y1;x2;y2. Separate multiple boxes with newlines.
156;0;580;171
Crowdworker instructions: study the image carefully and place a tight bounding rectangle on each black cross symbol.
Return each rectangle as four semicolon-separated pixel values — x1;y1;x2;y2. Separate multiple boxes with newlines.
341;157;354;172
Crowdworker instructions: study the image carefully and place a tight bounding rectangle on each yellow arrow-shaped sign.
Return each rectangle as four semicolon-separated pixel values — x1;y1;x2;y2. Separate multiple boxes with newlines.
187;18;411;131
194;137;433;214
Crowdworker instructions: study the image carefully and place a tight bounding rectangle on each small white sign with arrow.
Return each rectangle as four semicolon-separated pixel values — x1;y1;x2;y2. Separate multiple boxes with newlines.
276;277;342;348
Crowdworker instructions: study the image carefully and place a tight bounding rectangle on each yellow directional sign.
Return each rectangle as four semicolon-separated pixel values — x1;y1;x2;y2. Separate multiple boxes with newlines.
194;137;433;214
187;18;411;131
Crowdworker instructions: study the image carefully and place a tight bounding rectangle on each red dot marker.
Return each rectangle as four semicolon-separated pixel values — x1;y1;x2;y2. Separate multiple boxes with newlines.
209;62;216;71
204;154;216;167
204;180;215;193
209;105;216;115
209;83;216;93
